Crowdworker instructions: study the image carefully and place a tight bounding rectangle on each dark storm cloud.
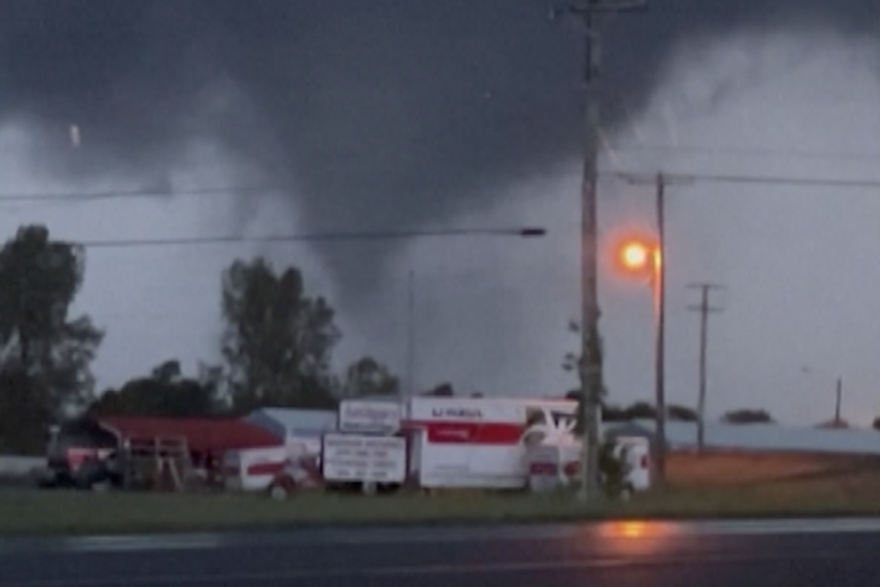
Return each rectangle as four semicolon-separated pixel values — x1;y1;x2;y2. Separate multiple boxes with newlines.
1;0;877;298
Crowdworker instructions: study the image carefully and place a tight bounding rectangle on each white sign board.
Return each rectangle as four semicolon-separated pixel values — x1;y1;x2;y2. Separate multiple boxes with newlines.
339;400;402;434
408;397;525;423
322;433;407;484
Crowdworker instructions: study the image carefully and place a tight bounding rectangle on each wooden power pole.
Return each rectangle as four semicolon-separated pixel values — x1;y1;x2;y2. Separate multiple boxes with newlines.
552;0;647;501
687;283;724;452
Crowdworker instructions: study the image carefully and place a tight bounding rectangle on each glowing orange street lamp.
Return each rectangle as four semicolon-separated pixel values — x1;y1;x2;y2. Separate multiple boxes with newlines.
614;235;666;487
617;239;660;278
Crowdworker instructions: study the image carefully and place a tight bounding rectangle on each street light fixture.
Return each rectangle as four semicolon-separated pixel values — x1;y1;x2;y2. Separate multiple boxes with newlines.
614;235;667;484
617;238;660;279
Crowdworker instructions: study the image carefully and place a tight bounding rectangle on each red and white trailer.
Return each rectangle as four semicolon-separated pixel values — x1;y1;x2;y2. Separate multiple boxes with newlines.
222;397;650;495
401;397;580;489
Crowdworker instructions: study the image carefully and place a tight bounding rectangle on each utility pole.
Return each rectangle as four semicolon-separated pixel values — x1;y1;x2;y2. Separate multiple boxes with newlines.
552;0;647;502
834;376;843;423
687;283;724;453
620;171;689;484
654;173;667;482
406;269;416;398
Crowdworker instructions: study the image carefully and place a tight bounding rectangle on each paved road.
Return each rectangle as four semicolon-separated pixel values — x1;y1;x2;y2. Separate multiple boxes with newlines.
2;519;880;586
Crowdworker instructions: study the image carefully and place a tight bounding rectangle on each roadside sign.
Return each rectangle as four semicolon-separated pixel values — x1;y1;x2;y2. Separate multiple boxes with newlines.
322;433;406;484
339;400;402;435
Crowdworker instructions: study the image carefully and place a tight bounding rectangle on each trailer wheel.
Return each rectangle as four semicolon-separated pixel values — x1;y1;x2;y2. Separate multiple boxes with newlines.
269;484;289;501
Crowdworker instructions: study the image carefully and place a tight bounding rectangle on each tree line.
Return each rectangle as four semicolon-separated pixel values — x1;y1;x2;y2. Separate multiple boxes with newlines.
563;391;777;425
0;225;407;454
2;225;874;454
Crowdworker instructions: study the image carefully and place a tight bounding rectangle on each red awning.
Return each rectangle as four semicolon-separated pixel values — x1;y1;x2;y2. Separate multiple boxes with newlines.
99;417;283;454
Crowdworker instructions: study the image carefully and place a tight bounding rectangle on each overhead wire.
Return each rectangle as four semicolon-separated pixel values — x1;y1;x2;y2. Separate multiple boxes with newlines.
601;171;880;189
2;169;879;205
63;227;549;250
0;185;275;203
609;143;880;163
1;166;878;251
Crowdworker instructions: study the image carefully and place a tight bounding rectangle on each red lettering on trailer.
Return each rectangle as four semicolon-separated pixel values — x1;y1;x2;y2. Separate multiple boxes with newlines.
563;461;580;477
246;461;286;476
430;408;483;420
411;421;525;445
529;462;558;475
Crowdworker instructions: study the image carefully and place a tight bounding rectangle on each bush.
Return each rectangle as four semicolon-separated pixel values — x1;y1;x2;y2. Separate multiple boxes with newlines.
598;439;632;499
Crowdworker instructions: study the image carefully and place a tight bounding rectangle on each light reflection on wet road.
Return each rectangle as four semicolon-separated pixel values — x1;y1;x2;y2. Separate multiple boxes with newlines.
1;519;878;586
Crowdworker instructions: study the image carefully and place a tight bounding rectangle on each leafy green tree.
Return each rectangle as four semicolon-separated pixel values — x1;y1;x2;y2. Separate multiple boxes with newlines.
88;359;220;418
0;225;102;421
220;258;340;411
343;356;400;397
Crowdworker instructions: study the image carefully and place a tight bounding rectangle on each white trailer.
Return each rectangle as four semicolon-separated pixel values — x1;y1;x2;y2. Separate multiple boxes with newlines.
223;436;324;492
402;397;580;489
222;446;289;492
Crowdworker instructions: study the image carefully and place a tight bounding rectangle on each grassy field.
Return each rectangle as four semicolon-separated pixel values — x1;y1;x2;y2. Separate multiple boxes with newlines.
667;451;880;487
0;450;878;536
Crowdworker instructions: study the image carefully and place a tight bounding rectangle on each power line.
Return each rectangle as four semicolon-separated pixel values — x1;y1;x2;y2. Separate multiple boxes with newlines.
0;185;275;203
2;170;880;206
605;171;880;190
61;226;548;250
608;143;880;164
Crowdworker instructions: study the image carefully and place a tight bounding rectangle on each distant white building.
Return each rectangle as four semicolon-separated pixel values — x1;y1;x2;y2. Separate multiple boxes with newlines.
243;408;338;454
606;419;880;455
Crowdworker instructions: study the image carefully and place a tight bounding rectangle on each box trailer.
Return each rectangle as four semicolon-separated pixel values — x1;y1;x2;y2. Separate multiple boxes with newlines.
401;397;580;489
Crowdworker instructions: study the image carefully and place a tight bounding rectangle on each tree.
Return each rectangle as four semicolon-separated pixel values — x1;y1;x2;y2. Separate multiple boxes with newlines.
0;225;103;420
151;359;182;384
197;361;228;408
873;417;880;431
594;401;696;423
88;359;220;418
423;382;455;397
623;401;656;420
563;320;606;435
600;403;628;422
721;408;774;425
668;404;699;422
220;258;340;412
598;438;632;499
343;356;399;397
0;368;51;454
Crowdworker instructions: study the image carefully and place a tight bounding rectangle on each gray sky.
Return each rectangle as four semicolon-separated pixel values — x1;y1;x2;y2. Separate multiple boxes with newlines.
1;2;879;425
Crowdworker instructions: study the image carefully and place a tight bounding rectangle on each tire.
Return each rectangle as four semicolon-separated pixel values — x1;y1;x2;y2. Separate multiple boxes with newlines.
269;484;289;501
